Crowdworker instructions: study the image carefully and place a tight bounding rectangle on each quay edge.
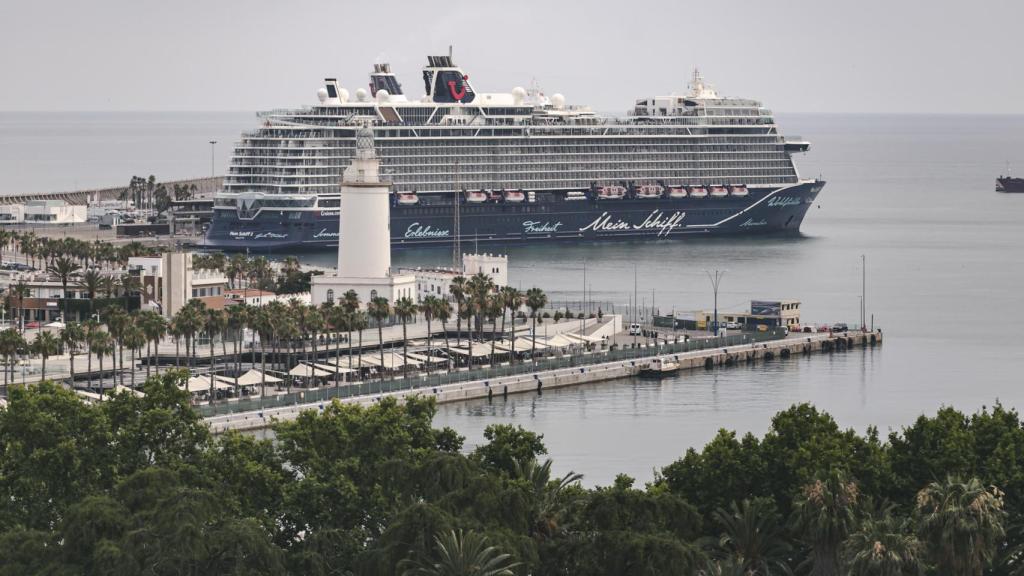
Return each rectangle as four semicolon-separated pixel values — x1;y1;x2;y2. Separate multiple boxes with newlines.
207;330;883;434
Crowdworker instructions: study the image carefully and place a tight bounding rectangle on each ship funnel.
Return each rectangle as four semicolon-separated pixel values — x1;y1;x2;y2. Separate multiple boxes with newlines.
323;78;346;104
370;63;403;97
423;55;476;104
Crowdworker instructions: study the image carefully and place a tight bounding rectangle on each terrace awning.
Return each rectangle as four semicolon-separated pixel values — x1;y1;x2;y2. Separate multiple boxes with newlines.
289;364;334;378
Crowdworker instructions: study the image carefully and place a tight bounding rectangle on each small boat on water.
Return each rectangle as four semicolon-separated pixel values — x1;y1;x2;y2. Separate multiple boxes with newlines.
638;357;681;377
996;176;1024;193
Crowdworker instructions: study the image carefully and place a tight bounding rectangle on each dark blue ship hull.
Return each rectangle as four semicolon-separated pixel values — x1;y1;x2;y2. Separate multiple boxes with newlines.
205;181;823;251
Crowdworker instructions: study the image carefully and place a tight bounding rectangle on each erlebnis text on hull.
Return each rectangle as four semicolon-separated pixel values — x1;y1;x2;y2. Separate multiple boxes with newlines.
206;56;823;250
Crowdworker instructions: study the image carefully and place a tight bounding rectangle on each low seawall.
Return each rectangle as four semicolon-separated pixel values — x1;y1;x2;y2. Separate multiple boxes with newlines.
206;330;883;433
0;176;223;205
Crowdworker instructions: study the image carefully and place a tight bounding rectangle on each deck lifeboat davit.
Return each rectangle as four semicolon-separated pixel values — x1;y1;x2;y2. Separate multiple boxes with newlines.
597;185;627;199
710;185;729;198
729;185;749;197
397;192;419;205
688;186;708;198
635;184;664;199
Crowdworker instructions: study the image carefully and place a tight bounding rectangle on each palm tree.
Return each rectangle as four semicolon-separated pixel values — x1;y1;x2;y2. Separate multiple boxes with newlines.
449;275;467;346
400;529;520;576
435;298;453;372
83;319;100;387
0;229;12;268
525;287;548;361
844;504;923;576
31;331;61;382
512;457;583;541
61;321;86;384
420;296;440;375
139;311;167;377
367;296;390;383
0;329;27;389
76;269;104;318
791;470;860;576
119;273;142;310
168;317;184;369
8;281;30;333
122;325;146;389
90;331;113;397
205;308;227;403
500;287;522;364
916;476;1005;576
342;289;361;371
226;305;248;386
485;295;503;366
46;256;81;321
394;297;417;379
351;310;368;386
103;306;130;387
710;499;793;576
328;306;349;388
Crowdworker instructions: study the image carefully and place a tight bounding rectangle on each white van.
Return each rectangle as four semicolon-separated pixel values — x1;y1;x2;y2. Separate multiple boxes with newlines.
628;323;641;335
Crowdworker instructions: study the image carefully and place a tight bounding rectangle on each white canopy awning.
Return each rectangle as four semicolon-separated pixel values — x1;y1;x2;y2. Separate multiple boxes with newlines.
563;332;603;344
289;363;334;378
114;385;144;397
405;351;448;364
310;362;357;374
445;343;493;358
544;334;579;348
182;376;233;393
516;337;548;350
232;369;283;386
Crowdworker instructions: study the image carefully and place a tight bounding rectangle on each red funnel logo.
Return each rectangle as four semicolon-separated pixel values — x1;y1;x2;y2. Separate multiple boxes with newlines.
447;75;468;101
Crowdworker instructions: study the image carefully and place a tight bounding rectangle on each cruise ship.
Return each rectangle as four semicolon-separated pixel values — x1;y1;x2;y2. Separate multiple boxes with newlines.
206;54;824;250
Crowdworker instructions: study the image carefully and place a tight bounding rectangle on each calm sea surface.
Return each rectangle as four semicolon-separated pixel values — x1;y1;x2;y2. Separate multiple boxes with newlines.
3;112;1024;485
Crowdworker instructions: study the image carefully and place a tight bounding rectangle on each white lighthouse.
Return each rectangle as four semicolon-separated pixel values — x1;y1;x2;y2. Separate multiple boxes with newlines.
311;125;415;307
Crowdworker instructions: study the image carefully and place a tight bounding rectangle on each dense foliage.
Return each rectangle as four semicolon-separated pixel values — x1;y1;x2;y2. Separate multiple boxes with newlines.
1;372;1023;575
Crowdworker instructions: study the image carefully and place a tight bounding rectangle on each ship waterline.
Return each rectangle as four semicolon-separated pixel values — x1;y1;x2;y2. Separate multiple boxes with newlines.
205;56;822;250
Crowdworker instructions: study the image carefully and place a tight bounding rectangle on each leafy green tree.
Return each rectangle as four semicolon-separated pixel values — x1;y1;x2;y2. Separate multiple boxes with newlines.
0;382;113;531
661;429;767;516
473;424;547;476
916;476;1005;576
46;255;81;320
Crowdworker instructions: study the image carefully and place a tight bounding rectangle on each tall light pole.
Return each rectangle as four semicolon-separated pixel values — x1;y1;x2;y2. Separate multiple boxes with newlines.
209;140;217;178
706;270;724;337
861;254;866;330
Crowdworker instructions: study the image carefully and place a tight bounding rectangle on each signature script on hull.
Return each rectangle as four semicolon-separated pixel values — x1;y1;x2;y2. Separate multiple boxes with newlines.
580;210;685;237
404;222;450;239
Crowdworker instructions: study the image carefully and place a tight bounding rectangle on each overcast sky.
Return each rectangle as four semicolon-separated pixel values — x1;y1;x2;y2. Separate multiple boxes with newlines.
2;0;1021;114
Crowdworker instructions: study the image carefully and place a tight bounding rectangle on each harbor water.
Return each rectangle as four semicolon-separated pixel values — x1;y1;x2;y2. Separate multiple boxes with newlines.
3;112;1024;485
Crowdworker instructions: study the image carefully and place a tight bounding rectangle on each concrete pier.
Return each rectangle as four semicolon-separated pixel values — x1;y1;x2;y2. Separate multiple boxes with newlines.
206;330;883;433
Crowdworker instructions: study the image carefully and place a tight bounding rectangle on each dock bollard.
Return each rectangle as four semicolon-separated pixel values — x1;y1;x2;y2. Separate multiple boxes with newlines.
503;385;508;398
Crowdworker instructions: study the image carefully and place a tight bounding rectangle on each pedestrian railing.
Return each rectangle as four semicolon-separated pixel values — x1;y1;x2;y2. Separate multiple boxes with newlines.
197;328;788;418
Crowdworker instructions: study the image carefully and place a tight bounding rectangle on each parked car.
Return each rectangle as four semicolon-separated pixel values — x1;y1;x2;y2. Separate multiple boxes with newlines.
801;325;817;333
724;321;740;330
831;323;849;333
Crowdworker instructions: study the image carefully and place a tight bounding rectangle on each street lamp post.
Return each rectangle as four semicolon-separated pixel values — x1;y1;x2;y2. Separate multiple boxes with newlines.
706;270;725;337
209;141;217;178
